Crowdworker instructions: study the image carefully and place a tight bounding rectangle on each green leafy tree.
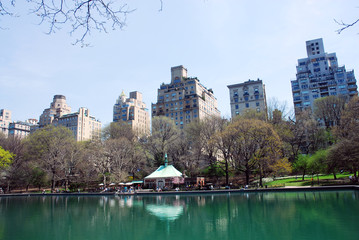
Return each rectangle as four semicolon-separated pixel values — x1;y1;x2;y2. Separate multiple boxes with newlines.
293;154;310;180
308;149;327;184
0;146;14;169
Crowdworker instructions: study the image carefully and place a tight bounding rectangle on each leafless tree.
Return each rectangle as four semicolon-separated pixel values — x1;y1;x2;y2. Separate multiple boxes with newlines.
267;97;293;122
25;125;76;191
0;0;134;45
145;116;180;167
335;18;359;34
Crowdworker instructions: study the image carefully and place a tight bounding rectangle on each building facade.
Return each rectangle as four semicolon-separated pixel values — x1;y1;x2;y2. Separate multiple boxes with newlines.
8;121;32;139
291;38;358;115
227;79;267;119
152;65;220;128
39;95;72;127
113;91;150;136
0;109;11;137
55;107;102;141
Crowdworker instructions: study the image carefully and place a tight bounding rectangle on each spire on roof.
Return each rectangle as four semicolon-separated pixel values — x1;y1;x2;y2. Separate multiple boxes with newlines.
164;153;168;167
120;90;126;98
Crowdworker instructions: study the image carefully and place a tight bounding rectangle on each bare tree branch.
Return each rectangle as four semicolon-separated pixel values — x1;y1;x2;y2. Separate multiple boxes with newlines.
335;18;359;34
1;0;164;46
159;0;163;12
27;0;134;46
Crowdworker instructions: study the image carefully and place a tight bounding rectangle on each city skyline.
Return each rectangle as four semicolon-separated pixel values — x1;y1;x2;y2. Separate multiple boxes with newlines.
1;1;358;125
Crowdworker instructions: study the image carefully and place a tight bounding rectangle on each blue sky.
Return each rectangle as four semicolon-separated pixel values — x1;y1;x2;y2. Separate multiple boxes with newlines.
1;0;358;125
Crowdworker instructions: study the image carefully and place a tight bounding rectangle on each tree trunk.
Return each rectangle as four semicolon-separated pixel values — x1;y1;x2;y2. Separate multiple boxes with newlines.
302;169;306;181
51;171;56;192
6;180;10;193
245;164;250;186
65;179;68;191
333;172;337;180
259;165;263;188
225;159;229;186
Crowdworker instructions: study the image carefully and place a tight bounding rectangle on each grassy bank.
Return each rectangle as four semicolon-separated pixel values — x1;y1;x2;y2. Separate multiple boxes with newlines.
265;173;353;187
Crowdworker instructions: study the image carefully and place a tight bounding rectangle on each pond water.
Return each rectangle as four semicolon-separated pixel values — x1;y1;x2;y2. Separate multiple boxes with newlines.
0;191;358;240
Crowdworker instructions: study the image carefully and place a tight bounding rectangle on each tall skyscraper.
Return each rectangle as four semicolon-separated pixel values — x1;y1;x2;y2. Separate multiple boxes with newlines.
39;95;71;127
291;38;357;115
152;65;220;128
227;79;267;119
113;91;150;136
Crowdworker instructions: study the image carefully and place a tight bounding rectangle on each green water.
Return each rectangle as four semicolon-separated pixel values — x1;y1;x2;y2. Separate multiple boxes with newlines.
0;191;358;240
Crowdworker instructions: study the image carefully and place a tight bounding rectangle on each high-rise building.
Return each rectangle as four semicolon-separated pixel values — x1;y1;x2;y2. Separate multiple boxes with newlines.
0;109;12;137
113;91;150;136
291;38;358;115
39;95;101;141
55;107;102;141
152;65;220;128
8;120;34;139
227;79;267;119
39;95;71;127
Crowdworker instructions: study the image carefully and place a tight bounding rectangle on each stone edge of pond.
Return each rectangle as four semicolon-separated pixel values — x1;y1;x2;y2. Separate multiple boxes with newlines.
1;185;358;197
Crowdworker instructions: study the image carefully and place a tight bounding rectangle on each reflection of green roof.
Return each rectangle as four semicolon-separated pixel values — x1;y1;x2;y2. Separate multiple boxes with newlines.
144;165;183;179
146;204;184;221
132;180;143;184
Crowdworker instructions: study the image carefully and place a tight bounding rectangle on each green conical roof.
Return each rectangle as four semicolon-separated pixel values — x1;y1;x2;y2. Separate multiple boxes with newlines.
144;165;183;179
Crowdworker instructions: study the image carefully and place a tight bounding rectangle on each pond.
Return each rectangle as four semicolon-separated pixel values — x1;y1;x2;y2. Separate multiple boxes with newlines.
0;190;358;240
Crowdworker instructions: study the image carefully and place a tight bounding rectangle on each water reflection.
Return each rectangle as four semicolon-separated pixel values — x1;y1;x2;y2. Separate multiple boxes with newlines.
0;191;358;240
145;204;184;221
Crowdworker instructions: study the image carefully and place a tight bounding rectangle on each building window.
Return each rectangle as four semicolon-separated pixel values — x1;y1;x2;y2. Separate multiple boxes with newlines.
256;102;260;107
245;103;249;108
235;105;239;109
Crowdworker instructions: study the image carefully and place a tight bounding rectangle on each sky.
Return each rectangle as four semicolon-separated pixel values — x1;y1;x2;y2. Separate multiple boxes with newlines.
1;0;359;126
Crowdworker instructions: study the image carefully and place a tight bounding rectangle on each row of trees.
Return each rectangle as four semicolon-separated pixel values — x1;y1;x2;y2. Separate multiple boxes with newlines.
1;96;358;192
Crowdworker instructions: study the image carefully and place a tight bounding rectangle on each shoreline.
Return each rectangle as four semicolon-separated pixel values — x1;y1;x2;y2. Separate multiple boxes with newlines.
1;185;358;197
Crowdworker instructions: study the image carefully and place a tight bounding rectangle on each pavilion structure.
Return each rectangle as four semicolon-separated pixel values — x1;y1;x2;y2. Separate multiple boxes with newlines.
144;154;184;189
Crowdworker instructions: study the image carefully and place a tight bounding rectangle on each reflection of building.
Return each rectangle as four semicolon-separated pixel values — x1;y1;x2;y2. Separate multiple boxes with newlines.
227;79;267;118
113;91;150;136
55;107;102;141
291;38;358;116
144;154;184;189
0;109;11;136
39;95;71;127
152;65;220;128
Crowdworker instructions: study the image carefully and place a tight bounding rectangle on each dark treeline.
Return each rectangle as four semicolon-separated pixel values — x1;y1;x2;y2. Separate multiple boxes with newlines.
1;96;358;192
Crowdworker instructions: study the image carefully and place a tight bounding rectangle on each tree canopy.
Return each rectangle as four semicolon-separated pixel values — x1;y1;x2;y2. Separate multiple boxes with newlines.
0;146;14;169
